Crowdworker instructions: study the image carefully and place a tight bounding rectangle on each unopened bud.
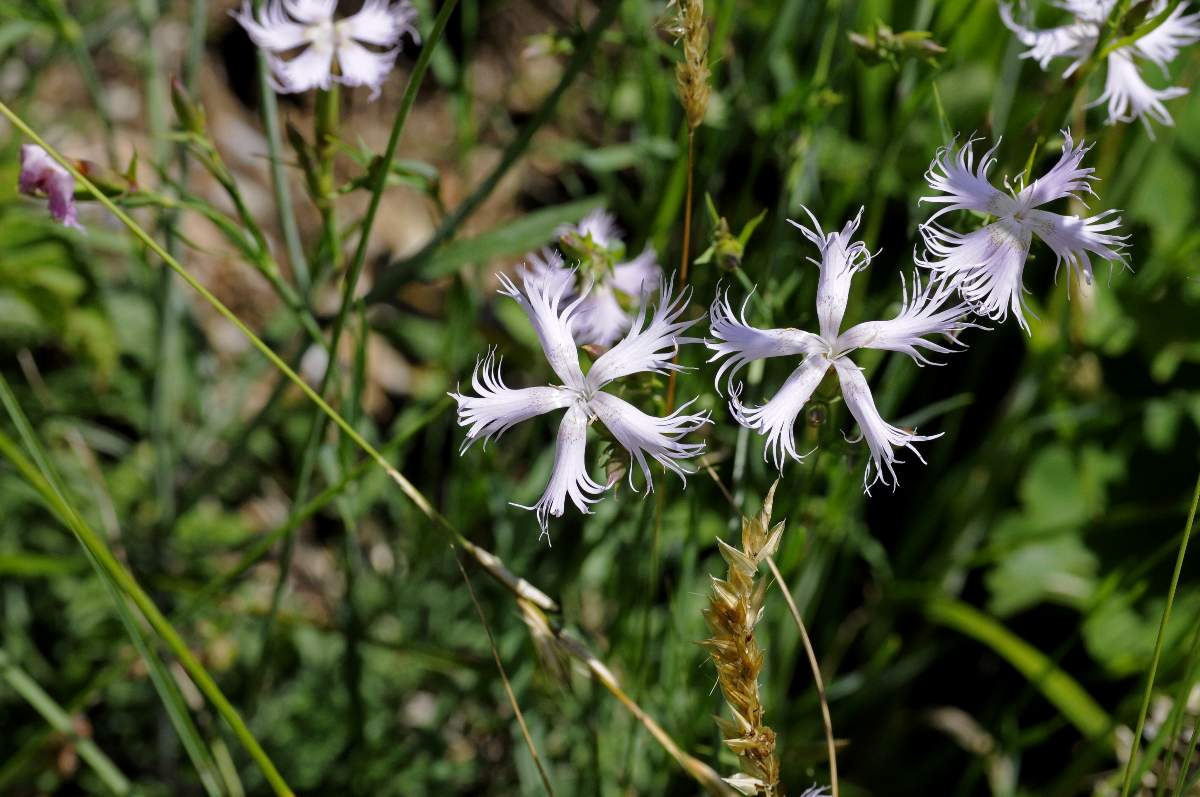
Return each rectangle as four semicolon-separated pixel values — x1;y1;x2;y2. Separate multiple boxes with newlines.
170;76;207;135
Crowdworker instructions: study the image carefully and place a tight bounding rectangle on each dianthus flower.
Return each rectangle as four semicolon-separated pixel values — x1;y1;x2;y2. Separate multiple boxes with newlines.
18;144;82;230
709;208;975;490
452;270;707;535
234;0;418;99
1000;0;1200;132
917;131;1128;332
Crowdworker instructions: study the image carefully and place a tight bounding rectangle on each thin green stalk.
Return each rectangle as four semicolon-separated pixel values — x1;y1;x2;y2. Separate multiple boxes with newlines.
253;0;309;294
1120;467;1200;797
0;389;294;797
0;649;131;795
366;0;622;302
0;100;557;611
1156;617;1200;797
38;0;117;164
314;85;342;278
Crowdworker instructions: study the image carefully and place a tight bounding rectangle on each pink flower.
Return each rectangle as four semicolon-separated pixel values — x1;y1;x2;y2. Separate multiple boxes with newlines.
19;145;82;230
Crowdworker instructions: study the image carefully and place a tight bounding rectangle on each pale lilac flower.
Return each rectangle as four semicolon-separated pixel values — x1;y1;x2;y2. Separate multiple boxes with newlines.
917;131;1128;332
234;0;418;99
528;210;663;346
18;145;82;230
709;208;976;491
999;0;1200;132
452;270;707;535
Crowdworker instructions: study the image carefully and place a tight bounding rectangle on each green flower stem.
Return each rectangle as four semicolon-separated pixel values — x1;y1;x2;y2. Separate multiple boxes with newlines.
0;100;557;615
1119;466;1200;797
314;84;342;279
253;0;310;295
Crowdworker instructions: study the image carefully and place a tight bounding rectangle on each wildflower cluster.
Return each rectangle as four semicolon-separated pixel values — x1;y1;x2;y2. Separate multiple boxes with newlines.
1000;0;1200;132
450;128;1129;531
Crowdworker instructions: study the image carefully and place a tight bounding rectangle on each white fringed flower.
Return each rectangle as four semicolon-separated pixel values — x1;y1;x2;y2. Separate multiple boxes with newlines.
917;131;1128;332
527;210;664;347
709;209;976;491
234;0;418;99
999;0;1200;132
452;270;707;536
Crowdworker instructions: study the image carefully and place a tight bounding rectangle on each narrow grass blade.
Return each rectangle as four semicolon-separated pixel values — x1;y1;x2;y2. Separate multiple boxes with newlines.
0;649;131;795
926;595;1112;740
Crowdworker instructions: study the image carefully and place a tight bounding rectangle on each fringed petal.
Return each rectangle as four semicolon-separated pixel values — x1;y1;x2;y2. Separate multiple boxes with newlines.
449;349;574;451
340;0;419;47
729;357;830;471
1091;50;1188;132
282;0;336;24
919;221;1035;333
335;40;398;99
919;136;1011;223
586;276;700;388
265;45;335;93
707;288;824;392
1028;207;1129;287
233;0;312;52
589;392;709;490
499;269;588;390
833;359;939;493
835;272;979;365
998;2;1097;74
514;404;606;537
787;205;873;339
609;247;663;298
1132;3;1200;69
1017;129;1097;209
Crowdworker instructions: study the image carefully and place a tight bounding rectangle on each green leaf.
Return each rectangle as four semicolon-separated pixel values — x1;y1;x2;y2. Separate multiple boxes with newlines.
419;197;604;279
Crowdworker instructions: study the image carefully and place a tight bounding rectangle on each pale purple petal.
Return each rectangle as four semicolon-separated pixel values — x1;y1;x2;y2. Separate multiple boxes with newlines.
1027;207;1129;287
589;391;708;489
233;0;311;52
266;44;335;93
586;277;699;388
561;209;621;250
341;0;419;47
573;285;630;347
919;137;1012;224
514;404;606;536
18;144;82;230
499;269;588;390
999;3;1097;74
609;247;662;297
282;0;335;24
833;359;939;493
335;39;397;99
1017;130;1097;209
450;349;575;451
919;221;1035;333
834;273;978;365
707;288;824;392
1132;3;1200;69
1091;49;1188;131
729;357;830;471
787;206;873;339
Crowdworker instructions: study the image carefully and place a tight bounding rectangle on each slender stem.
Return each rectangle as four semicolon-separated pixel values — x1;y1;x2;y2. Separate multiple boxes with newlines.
253;0;309;294
664;129;696;413
366;0;622;302
765;555;839;797
455;550;556;796
1120;467;1200;797
314;85;342;278
0;650;132;795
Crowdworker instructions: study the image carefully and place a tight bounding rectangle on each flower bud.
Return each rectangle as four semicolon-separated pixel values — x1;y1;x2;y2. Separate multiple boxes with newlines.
170;76;207;135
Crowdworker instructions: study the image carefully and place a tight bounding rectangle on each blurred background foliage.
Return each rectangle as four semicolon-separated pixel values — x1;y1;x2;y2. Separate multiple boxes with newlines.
0;0;1199;795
